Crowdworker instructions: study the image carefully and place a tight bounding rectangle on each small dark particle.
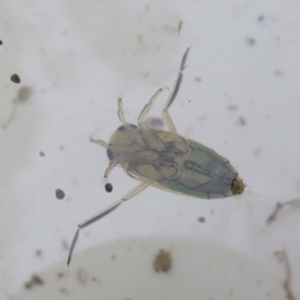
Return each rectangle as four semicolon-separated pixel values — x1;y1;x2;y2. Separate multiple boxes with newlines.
24;274;44;289
39;151;45;157
0;40;3;45
238;116;247;126
257;15;265;22
153;249;172;273
198;217;206;223
246;37;256;46
35;249;42;257
195;77;202;83
10;74;21;84
105;183;113;193
56;189;65;200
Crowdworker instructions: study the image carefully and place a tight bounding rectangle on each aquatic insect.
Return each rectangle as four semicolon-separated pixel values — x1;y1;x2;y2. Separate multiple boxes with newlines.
67;48;245;265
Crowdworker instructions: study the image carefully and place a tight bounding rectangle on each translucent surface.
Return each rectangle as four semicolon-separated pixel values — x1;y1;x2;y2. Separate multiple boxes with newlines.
14;238;287;300
1;0;300;298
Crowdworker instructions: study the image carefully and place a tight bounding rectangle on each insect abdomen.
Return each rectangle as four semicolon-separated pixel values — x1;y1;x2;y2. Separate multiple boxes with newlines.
160;139;244;199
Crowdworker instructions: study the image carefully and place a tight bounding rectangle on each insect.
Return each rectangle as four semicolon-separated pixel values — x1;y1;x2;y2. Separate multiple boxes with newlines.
67;48;245;265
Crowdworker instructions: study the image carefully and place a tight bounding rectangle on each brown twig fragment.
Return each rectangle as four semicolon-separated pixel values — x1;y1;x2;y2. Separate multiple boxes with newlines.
267;199;300;224
274;250;297;300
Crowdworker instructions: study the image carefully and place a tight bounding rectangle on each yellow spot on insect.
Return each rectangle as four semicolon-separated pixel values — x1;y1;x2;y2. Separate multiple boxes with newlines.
231;177;245;195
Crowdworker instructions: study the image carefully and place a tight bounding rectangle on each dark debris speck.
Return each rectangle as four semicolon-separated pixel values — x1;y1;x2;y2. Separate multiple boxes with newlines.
24;275;44;289
105;183;113;193
257;15;265;22
10;74;21;83
55;189;65;200
238;116;247;126
153;249;172;273
246;37;256;46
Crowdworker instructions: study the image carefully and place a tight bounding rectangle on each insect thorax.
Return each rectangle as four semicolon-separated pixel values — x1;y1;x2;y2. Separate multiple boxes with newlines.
107;124;186;180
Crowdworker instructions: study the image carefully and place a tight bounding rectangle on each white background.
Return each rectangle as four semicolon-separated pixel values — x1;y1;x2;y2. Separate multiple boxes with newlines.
0;0;300;299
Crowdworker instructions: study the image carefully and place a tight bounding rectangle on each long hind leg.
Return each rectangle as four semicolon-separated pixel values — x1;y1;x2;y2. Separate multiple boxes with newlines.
162;48;190;150
67;177;158;265
164;47;190;111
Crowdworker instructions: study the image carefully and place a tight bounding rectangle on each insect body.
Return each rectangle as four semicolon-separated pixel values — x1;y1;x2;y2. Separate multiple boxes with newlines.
109;126;244;199
67;48;245;265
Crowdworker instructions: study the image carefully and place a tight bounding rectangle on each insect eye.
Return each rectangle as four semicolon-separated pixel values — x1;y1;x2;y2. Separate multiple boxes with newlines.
105;183;113;193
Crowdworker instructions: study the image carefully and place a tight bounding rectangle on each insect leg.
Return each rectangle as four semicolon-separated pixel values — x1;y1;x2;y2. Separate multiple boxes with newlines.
67;177;157;265
90;138;108;148
162;48;190;151
90;137;116;179
90;137;116;188
164;47;190;111
138;88;163;123
104;159;118;178
118;98;127;124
